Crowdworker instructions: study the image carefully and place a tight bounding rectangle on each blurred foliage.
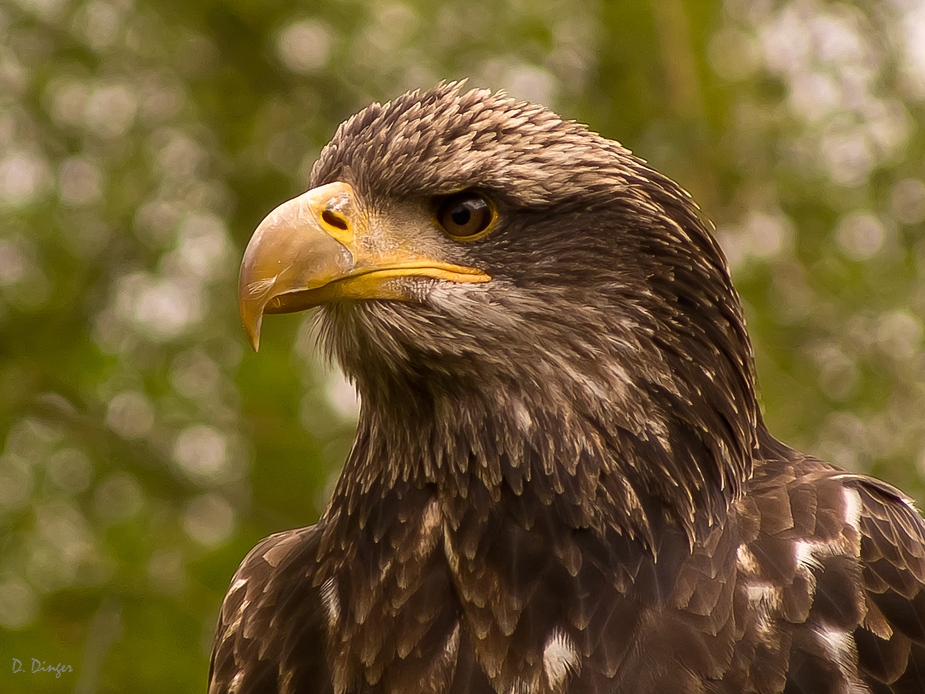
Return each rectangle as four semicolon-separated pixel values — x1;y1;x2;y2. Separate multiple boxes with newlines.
0;0;923;691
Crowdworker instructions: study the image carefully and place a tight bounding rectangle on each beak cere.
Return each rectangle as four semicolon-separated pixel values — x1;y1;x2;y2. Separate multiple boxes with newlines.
238;181;492;351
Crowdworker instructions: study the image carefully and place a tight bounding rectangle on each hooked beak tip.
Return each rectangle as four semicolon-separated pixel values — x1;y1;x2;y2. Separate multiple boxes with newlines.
239;293;267;352
246;323;261;352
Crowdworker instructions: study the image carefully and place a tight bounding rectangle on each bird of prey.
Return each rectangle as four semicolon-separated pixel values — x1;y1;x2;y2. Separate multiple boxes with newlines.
209;84;925;694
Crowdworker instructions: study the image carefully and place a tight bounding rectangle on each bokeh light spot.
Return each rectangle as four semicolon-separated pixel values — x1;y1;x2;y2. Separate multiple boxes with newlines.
173;425;231;485
85;82;137;138
147;550;187;595
876;310;923;360
183;493;235;548
835;211;886;261
890;178;925;224
47;448;93;494
0;239;29;287
58;155;104;206
325;371;360;421
0;465;33;510
0;150;51;206
276;20;333;73
93;473;144;522
106;391;155;440
170;350;221;401
0;580;38;629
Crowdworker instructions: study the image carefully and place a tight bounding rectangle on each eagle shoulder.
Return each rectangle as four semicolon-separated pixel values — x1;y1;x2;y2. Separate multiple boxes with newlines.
208;526;332;694
725;450;925;694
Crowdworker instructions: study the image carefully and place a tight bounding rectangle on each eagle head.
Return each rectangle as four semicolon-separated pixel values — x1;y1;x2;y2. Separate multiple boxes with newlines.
238;83;759;542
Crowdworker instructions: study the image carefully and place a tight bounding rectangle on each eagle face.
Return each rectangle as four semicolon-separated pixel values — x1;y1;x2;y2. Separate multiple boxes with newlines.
217;84;925;694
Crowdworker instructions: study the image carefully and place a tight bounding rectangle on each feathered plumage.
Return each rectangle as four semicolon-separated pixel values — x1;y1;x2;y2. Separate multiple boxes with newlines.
210;84;925;694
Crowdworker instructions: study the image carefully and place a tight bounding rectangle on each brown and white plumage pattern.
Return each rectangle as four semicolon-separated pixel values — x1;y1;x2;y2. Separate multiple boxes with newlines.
210;439;925;693
209;85;925;693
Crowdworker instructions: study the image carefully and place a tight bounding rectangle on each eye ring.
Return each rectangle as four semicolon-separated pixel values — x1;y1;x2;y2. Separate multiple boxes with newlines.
435;192;496;240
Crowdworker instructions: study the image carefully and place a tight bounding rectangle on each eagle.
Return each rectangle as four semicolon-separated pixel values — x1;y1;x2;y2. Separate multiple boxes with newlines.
209;84;925;694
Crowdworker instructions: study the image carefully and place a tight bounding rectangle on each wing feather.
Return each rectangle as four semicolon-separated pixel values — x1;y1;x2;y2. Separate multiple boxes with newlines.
852;478;925;689
208;527;332;694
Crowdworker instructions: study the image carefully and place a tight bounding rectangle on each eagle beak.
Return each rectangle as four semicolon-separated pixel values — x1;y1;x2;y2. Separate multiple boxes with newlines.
238;181;490;351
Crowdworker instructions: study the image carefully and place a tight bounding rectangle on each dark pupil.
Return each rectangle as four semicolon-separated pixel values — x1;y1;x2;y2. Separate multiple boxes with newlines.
450;205;471;227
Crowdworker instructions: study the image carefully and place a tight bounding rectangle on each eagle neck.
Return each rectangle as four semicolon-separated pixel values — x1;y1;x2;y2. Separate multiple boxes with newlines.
323;370;749;551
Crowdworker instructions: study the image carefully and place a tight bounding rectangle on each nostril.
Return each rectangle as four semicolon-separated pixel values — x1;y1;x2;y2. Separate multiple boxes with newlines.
322;210;349;231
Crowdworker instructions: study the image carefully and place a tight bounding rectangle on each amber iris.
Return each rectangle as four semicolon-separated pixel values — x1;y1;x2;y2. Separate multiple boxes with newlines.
436;192;494;238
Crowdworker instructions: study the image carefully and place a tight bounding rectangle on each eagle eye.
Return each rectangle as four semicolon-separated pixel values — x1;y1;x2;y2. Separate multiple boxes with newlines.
435;192;495;239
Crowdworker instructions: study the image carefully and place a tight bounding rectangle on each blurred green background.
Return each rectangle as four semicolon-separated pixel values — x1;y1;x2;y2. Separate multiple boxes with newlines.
1;0;923;691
